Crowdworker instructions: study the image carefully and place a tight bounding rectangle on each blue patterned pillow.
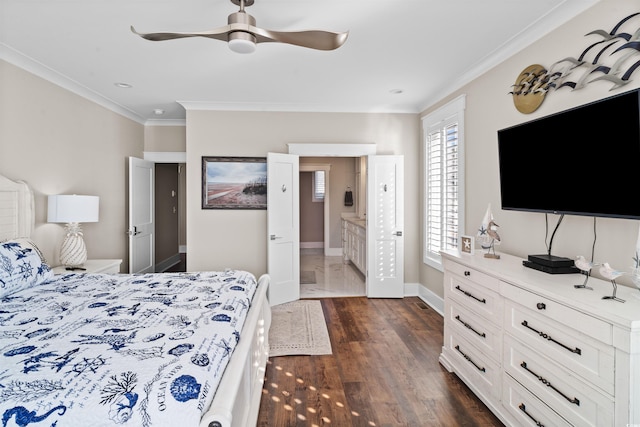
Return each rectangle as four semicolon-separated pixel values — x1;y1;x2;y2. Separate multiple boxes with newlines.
0;240;54;298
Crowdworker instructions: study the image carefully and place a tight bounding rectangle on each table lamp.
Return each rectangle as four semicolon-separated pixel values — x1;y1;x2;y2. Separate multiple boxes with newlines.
47;195;99;267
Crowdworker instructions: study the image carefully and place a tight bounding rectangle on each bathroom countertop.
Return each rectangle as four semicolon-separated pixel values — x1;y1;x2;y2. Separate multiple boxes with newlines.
343;217;366;228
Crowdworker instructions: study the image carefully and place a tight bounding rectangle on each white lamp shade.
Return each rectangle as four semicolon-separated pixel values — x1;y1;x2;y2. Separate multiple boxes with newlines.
48;195;99;223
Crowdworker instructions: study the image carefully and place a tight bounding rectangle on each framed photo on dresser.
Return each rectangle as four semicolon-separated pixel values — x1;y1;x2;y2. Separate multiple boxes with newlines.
460;235;475;255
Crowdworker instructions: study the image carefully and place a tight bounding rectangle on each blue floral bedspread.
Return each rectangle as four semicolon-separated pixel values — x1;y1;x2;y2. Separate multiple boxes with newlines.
0;270;258;427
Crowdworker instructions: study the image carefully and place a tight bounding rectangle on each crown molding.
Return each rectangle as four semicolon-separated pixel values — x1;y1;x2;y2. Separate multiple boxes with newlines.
0;43;145;124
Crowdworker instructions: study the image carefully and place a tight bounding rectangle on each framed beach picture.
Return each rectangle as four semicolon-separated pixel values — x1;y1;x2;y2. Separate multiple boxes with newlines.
202;156;267;209
460;235;475;255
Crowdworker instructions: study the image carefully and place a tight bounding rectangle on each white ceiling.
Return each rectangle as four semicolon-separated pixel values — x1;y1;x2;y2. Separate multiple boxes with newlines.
0;0;598;124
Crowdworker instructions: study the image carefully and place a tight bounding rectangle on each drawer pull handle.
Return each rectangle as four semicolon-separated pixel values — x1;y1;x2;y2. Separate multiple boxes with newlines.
536;302;546;310
520;362;580;406
455;315;486;338
518;403;545;427
455;285;486;304
521;320;582;355
464;270;471;276
454;345;485;372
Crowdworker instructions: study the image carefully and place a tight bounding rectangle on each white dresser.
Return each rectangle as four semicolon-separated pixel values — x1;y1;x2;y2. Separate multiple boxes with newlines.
439;250;640;427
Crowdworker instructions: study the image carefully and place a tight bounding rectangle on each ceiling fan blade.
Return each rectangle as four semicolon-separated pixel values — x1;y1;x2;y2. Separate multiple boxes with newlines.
252;27;349;51
131;25;231;42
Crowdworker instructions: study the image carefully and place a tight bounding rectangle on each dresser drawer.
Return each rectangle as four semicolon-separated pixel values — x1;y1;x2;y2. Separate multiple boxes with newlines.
444;332;501;402
504;299;615;395
446;273;502;323
502;374;572;427
444;258;501;292
504;335;614;427
447;300;501;360
501;283;612;344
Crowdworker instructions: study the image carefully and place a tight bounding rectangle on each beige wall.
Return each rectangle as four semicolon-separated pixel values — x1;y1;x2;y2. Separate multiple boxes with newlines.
144;125;187;152
299;172;324;243
0;60;144;271
419;0;640;297
185;110;420;280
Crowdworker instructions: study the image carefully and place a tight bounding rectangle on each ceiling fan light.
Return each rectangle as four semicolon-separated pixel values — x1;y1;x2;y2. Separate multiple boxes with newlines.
228;32;256;54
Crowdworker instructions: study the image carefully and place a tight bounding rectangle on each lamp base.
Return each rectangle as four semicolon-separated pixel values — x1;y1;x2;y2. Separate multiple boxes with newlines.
60;224;87;267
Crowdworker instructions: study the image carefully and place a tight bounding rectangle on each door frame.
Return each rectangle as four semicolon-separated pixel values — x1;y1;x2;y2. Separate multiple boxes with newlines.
140;152;186;269
288;143;379;295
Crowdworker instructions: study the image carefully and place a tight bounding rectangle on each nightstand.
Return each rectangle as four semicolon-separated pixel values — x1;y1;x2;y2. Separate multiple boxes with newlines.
51;259;123;274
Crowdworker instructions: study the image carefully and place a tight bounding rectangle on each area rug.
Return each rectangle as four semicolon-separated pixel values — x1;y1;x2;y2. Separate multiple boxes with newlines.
269;300;332;357
300;270;316;284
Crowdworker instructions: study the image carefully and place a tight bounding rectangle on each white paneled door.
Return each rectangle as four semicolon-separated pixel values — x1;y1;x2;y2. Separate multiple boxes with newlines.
128;157;155;273
267;153;300;306
367;155;404;297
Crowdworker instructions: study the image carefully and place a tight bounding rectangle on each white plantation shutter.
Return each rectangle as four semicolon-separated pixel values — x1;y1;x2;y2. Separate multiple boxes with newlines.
312;170;325;202
423;95;465;269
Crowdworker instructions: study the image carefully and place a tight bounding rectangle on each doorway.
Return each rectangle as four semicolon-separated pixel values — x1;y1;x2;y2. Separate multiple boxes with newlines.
154;163;184;272
267;144;404;304
299;158;365;298
129;157;186;273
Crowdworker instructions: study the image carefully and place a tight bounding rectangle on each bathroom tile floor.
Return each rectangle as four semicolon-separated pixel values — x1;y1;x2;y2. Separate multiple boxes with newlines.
300;248;366;298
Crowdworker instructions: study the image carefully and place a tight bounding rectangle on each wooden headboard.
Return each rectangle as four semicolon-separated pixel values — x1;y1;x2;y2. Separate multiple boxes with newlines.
0;174;34;240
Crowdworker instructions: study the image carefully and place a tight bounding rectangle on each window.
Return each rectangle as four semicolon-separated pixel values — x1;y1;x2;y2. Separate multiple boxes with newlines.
423;95;465;270
312;170;325;202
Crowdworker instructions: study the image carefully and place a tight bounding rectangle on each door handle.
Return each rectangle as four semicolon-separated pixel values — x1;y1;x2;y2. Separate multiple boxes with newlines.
270;234;282;240
126;226;140;236
394;231;403;236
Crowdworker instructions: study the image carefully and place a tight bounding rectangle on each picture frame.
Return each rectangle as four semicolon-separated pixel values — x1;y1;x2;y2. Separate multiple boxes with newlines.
202;156;267;209
460;235;475;255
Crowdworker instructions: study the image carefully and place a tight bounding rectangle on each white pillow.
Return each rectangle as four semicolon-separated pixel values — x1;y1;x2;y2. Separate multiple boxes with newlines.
6;238;48;263
0;239;54;298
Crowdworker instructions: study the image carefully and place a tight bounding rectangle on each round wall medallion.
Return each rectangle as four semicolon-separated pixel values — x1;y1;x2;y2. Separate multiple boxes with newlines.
512;64;548;114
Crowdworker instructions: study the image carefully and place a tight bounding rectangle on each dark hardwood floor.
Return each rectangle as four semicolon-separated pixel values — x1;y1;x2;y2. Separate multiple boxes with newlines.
257;297;504;427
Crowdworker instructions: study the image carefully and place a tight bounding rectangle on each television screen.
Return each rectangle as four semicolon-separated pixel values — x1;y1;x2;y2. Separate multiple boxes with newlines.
497;88;640;220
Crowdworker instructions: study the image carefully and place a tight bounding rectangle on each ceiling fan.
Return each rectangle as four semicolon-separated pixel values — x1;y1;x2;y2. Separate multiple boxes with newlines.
131;0;349;54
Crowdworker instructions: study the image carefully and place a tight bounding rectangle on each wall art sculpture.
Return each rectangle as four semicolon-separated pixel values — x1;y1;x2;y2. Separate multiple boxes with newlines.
511;12;640;113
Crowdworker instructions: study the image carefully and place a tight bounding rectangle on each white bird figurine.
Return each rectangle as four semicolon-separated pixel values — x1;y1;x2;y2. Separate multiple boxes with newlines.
574;255;593;273
574;255;595;290
599;262;626;303
599;263;624;281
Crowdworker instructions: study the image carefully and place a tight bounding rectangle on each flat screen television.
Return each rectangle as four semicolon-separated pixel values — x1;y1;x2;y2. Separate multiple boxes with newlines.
497;88;640;220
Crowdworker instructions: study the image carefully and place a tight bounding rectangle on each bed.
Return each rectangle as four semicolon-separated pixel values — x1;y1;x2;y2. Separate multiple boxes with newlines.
0;175;271;427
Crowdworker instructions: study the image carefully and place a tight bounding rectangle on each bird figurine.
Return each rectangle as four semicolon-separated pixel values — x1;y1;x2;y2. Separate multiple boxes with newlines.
599;262;624;281
574;255;595;290
487;220;500;242
484;220;501;259
599;262;625;303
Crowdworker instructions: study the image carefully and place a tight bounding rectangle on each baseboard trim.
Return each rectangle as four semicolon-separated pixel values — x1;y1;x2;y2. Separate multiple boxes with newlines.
300;241;324;249
325;248;342;257
403;282;419;296
415;284;444;317
156;253;181;273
